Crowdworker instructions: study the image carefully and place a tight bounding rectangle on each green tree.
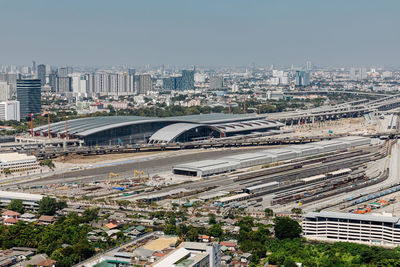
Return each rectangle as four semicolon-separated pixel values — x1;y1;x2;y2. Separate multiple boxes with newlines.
208;213;216;225
283;258;298;267
39;159;55;169
264;208;274;217
38;197;66;215
3;168;11;175
291;208;302;214
7;199;24;213
209;224;223;239
274;217;302;240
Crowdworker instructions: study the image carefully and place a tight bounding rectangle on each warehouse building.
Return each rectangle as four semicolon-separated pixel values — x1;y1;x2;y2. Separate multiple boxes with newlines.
0;153;39;173
173;136;371;177
303;211;400;246
221;152;273;169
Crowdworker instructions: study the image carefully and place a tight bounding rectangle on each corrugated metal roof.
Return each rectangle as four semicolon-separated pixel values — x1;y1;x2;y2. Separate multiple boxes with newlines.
34;114;266;137
149;123;214;143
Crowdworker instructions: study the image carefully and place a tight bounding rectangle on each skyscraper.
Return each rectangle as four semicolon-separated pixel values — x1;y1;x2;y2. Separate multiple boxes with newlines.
181;70;194;90
17;79;41;118
306;61;312;71
137;75;152;94
295;71;310;86
37;64;46;86
31;61;36;75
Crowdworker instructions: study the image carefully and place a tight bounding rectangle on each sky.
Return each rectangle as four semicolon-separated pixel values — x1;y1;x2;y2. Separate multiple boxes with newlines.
1;0;399;67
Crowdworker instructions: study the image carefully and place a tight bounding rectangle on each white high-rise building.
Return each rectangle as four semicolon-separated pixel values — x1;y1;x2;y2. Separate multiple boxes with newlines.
231;83;239;92
71;73;88;97
0;101;20;121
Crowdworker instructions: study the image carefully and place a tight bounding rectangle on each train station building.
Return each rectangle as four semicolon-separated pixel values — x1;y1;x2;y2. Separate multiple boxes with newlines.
32;114;283;146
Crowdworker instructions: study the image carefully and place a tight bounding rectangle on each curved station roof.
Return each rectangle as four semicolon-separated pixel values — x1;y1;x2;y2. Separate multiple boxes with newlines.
33;113;283;144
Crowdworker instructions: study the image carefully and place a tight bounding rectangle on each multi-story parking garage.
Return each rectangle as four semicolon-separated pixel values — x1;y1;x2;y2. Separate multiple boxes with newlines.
32;114;283;146
303;211;400;246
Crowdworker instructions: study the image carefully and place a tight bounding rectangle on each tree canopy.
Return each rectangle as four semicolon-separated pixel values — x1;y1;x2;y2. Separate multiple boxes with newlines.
7;199;24;214
274;216;302;240
38;197;67;216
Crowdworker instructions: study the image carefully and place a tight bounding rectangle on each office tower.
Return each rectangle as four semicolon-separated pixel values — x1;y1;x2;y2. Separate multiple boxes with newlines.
295;71;310;86
163;77;176;90
16;79;41;118
0;82;10;101
137;75;152;94
181;70;194;90
37;64;46;86
0;101;20;121
306;61;312;71
209;75;224;90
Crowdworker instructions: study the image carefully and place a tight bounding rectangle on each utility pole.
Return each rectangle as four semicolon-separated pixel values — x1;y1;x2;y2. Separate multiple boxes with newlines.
65;115;68;140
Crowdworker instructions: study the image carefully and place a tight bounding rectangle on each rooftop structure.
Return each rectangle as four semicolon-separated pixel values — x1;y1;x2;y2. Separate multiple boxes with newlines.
173;136;371;177
33;114;283;146
0;153;39;173
0;190;43;210
303;211;400;246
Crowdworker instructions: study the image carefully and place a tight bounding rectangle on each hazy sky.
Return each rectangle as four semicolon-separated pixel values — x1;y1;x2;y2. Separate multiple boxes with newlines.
1;0;399;67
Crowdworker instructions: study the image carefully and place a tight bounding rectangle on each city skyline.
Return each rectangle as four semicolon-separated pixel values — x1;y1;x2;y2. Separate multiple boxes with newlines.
1;0;400;67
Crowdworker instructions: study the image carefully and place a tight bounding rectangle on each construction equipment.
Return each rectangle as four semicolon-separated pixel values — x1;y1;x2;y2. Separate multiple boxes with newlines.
109;172;121;184
133;170;147;183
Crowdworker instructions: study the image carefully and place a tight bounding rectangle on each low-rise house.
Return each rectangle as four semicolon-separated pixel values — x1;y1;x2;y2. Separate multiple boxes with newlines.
220;241;237;251
20;253;56;267
20;213;36;223
2;210;20;220
38;215;56;225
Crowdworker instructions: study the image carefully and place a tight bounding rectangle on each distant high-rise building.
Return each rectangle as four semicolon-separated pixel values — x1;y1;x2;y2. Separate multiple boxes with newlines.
360;67;367;80
31;61;36;75
56;77;72;94
37;64;46;86
209;75;224;90
295;71;310;86
0;82;10;101
181;70;194;90
0;101;20;121
306;61;312;71
71;73;88;96
16;79;41;118
350;67;358;80
231;83;239;93
57;67;71;77
137;75;152;94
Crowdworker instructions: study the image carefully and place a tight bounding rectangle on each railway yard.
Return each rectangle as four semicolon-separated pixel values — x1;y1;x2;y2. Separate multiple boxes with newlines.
2;113;400;217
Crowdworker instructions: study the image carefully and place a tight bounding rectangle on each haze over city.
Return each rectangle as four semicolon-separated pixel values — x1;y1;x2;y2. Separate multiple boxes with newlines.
1;0;400;67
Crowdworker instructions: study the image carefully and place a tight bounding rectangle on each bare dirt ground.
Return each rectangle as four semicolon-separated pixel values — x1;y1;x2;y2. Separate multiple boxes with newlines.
141;236;178;250
53;150;170;164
